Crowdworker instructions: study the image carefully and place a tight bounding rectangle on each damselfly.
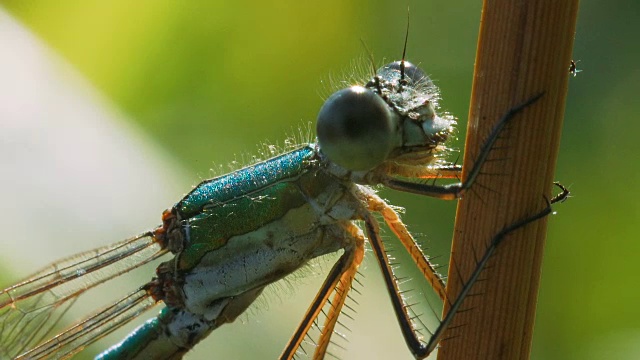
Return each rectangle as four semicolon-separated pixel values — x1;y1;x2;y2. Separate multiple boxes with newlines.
0;46;566;359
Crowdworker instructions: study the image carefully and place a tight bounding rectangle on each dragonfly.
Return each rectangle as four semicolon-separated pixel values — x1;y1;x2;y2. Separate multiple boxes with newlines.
0;46;567;358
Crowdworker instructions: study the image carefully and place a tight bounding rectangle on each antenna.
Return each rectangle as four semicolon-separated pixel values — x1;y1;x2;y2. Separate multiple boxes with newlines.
400;7;410;81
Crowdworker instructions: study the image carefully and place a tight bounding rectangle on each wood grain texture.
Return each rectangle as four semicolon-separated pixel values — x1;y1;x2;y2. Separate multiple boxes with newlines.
437;1;579;359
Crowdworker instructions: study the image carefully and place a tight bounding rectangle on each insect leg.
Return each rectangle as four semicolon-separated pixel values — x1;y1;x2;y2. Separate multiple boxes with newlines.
381;94;544;200
280;223;365;360
364;184;568;359
360;190;446;301
379;163;462;180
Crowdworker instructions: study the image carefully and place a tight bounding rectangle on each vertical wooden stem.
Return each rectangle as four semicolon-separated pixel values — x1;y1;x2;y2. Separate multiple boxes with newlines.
438;1;579;359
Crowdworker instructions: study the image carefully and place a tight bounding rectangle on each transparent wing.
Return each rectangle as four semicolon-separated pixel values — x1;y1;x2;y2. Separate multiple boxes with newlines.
0;231;167;358
18;288;157;360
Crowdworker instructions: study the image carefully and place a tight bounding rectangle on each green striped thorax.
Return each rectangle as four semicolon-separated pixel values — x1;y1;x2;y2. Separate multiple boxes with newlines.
151;60;455;320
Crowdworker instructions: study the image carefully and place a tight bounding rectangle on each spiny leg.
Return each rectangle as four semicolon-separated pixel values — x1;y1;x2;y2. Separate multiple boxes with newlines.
364;184;569;359
379;163;462;181
381;94;544;200
362;212;430;357
359;190;446;301
435;183;570;351
280;224;364;360
313;223;365;360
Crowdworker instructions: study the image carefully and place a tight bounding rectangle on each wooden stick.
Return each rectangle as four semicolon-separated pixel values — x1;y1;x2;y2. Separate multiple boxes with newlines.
438;1;579;359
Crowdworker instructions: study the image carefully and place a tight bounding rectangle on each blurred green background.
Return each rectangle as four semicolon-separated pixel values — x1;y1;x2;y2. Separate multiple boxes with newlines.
0;0;638;359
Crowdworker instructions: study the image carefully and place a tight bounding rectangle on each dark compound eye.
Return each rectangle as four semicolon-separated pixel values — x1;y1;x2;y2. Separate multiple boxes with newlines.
317;86;396;171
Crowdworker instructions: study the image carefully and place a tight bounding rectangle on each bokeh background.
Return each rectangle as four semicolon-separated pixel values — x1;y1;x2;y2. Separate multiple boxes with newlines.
0;1;638;359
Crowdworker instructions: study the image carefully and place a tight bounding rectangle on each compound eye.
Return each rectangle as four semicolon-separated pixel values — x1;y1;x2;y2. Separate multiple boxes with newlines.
317;86;395;171
381;61;432;86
